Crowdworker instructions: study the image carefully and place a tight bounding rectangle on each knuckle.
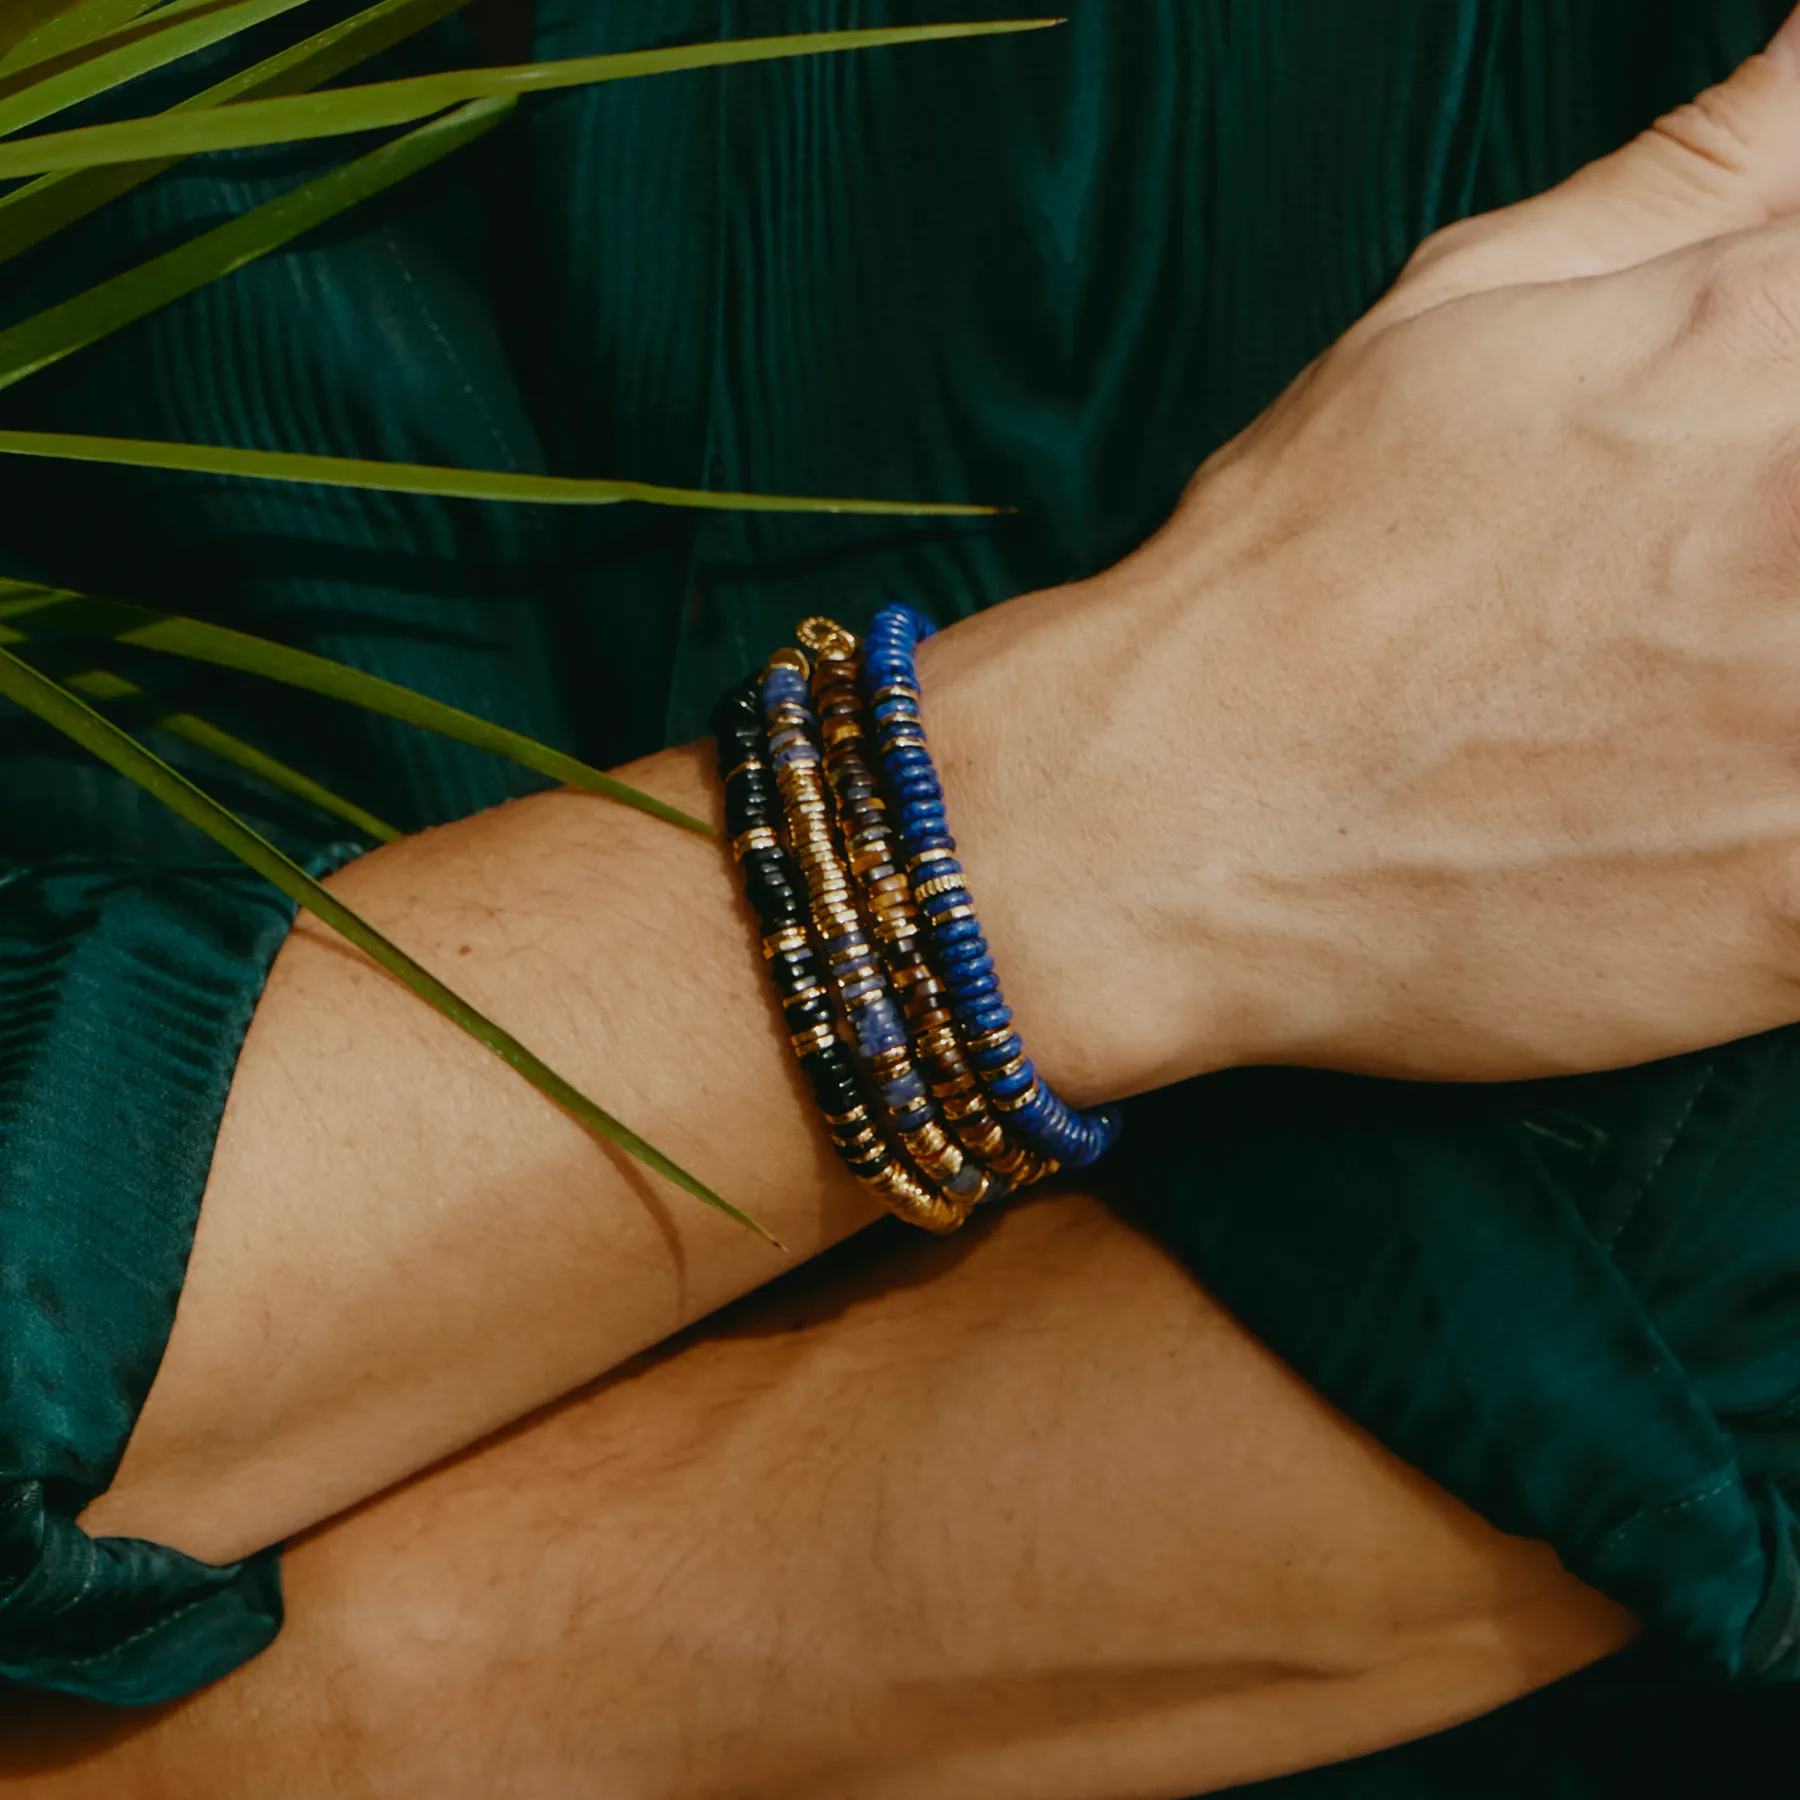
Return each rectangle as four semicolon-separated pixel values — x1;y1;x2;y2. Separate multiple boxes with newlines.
1646;83;1766;201
1398;214;1496;283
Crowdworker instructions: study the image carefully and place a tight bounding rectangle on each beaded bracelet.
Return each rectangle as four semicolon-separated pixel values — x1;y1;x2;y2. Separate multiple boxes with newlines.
759;649;991;1229
713;675;967;1234
862;603;1123;1169
799;618;1055;1195
712;679;895;1191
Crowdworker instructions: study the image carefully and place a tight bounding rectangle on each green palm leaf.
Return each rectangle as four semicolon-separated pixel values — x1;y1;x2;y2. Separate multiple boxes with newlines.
0;581;713;837
0;640;777;1245
0;0;473;268
0;20;1059;177
48;658;402;841
0;427;999;512
0;0;317;141
0;92;514;390
0;0;162;78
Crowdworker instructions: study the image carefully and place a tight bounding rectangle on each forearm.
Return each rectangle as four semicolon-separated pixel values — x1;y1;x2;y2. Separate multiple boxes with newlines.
79;591;1233;1567
76;739;874;1564
80;14;1800;1576
14;1195;1634;1800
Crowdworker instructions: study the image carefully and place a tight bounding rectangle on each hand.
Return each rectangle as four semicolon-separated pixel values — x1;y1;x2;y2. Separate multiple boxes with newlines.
930;7;1800;1095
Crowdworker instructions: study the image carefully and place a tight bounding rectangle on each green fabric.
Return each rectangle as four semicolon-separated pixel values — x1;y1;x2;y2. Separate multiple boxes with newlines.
1;1;1798;1786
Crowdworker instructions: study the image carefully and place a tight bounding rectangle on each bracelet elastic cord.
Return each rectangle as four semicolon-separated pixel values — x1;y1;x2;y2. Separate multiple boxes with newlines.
863;603;1123;1169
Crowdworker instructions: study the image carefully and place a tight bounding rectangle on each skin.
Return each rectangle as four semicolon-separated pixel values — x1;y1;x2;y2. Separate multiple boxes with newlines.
2;1195;1638;1800
20;8;1800;1792
84;9;1800;1566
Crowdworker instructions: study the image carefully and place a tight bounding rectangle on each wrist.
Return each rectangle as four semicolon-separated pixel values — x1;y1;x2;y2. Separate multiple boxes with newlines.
915;565;1305;1105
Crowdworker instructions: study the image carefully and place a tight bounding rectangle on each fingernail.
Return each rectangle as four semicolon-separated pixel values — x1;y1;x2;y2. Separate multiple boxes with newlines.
1767;3;1800;77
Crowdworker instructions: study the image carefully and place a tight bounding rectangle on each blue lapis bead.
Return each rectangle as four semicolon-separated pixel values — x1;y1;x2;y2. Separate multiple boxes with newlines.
940;956;996;988
948;972;1001;1002
987;1062;1035;1096
930;920;983;948
763;665;809;703
880;1069;931;1110
860;1021;910;1057
945;1162;987;1201
862;600;1123;1171
937;953;993;983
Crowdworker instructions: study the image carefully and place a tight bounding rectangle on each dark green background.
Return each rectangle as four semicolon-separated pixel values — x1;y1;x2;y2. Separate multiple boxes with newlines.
3;3;1799;1790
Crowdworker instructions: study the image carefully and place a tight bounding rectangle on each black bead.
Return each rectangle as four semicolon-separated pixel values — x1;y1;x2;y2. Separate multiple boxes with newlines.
782;992;834;1031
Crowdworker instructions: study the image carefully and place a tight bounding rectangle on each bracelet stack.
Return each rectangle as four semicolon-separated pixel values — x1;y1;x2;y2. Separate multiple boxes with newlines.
711;603;1122;1234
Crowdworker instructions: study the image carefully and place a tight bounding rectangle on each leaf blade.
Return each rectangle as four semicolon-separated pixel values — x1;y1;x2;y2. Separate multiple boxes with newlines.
0;641;776;1244
0;20;1062;175
0;93;515;391
52;660;402;841
0;583;715;838
0;427;998;514
0;0;474;269
0;0;162;80
0;0;318;142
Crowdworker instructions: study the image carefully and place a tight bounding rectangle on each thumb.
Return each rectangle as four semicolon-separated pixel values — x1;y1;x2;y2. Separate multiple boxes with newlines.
1389;6;1800;315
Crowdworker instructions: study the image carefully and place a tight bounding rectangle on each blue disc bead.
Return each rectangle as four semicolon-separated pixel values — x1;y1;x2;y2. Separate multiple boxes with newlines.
862;602;1123;1170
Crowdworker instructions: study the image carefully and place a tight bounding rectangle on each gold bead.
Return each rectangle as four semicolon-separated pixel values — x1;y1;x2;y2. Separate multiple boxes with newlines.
907;847;958;874
869;1164;966;1234
763;926;809;957
993;1077;1042;1115
957;1121;1011;1163
899;1121;951;1162
796;617;858;660
767;645;811;677
934;1075;983;1108
911;873;966;904
731;826;780;859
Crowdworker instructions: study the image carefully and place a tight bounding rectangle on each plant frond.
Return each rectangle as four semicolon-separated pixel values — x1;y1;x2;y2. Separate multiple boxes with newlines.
0;93;515;391
0;582;715;837
0;20;1061;177
0;0;316;141
0;0;162;79
0;0;473;268
0;428;1001;513
47;658;402;840
0;640;776;1244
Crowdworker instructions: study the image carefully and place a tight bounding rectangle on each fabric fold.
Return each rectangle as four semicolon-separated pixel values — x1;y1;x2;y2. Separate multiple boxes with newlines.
0;848;357;1703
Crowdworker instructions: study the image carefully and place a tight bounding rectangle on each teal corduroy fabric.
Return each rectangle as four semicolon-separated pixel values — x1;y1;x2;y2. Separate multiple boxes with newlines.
2;6;1798;1789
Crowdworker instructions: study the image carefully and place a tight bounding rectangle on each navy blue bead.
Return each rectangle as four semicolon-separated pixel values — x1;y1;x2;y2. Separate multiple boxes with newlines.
858;599;1123;1170
948;971;1001;1002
